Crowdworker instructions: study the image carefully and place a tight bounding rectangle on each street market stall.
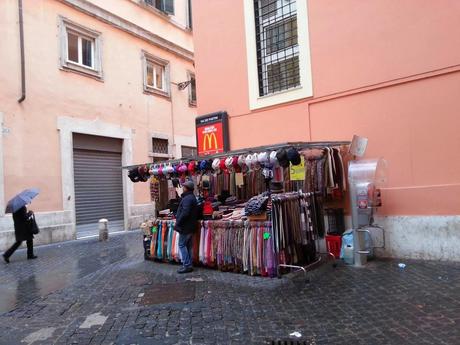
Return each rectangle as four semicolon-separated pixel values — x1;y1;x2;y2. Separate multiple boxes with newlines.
125;141;350;277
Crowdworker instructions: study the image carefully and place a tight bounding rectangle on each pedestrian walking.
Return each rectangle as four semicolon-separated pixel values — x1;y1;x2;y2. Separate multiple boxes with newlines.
174;180;198;274
3;205;37;263
3;188;40;263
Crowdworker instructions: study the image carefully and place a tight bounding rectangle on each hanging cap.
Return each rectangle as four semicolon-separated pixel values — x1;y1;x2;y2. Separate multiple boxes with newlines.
188;161;196;173
219;158;227;172
212;158;221;173
199;160;208;171
287;147;301;166
225;156;234;170
245;154;254;170
177;163;188;174
276;149;290;168
269;151;279;167
257;152;269;164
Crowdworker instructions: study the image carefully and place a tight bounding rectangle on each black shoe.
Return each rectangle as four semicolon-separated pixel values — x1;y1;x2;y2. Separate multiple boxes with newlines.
177;266;193;274
27;255;38;260
3;254;9;264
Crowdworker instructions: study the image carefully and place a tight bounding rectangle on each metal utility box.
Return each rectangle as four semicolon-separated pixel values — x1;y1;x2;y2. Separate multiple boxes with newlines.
348;158;387;266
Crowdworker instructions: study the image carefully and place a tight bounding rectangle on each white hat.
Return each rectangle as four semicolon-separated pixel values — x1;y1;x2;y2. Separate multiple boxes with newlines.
212;158;221;173
225;156;234;171
245;154;254;171
258;152;269;164
269;151;279;167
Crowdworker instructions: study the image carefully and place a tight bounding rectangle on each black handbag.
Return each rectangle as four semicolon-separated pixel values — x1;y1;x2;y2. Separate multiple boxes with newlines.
29;213;40;235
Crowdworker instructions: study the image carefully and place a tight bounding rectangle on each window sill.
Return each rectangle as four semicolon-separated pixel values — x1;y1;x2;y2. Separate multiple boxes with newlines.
257;85;303;100
60;64;103;82
143;87;171;100
149;152;173;158
188;101;197;108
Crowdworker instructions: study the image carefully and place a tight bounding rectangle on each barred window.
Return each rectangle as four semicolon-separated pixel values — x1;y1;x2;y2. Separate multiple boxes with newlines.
152;138;169;154
254;0;299;96
181;146;197;158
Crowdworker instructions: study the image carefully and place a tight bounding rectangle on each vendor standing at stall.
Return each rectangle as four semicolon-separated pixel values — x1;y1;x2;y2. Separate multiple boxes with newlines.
174;180;198;274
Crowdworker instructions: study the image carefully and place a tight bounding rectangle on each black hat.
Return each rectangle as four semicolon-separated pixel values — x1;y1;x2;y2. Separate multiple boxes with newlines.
287;148;301;166
270;181;284;194
276;149;290;168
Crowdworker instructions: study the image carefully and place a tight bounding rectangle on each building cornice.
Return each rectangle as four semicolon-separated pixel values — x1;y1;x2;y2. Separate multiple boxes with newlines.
57;0;194;62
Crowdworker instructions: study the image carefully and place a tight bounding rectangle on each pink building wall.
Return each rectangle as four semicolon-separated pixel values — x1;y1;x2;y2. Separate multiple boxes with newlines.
193;0;460;216
192;1;460;260
0;0;196;248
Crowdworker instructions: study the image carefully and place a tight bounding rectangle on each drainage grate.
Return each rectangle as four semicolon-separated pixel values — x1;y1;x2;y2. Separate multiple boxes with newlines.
269;341;311;345
141;282;196;306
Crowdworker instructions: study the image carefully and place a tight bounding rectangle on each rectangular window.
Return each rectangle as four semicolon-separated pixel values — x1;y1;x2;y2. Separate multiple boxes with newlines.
144;0;174;15
181;146;197;158
244;0;313;109
60;17;102;79
152;138;169;154
143;52;170;97
146;61;165;91
254;0;299;96
188;72;197;106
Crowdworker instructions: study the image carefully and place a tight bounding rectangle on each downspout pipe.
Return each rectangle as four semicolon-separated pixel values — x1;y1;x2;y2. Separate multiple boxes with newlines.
17;0;26;103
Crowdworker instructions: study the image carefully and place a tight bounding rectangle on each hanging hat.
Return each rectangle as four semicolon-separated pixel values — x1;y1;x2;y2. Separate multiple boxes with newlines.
276;149;290;168
225;156;234;171
200;159;209;171
238;155;245;167
245;154;254;171
287;147;301;166
269;151;279;167
165;163;174;174
257;152;269;166
212;158;221;173
151;164;160;176
188;161;196;174
219;158;227;172
177;162;188;174
158;165;164;176
232;156;241;173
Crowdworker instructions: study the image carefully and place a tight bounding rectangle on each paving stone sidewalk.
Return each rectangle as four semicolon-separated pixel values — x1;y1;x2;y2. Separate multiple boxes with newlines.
0;231;459;345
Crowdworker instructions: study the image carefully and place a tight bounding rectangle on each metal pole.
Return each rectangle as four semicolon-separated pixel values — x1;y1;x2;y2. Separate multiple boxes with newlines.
17;0;26;103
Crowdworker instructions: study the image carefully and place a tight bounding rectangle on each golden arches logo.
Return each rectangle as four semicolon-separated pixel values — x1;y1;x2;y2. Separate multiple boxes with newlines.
203;132;218;151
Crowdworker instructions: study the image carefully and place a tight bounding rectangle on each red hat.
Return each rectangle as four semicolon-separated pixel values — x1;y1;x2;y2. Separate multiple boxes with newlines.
188;161;196;174
219;158;227;172
232;156;241;173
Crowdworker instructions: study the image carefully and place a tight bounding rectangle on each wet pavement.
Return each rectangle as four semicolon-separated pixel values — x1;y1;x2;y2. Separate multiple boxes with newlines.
0;231;459;345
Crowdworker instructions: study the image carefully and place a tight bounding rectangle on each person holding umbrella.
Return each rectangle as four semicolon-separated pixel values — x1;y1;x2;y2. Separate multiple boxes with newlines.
2;188;39;263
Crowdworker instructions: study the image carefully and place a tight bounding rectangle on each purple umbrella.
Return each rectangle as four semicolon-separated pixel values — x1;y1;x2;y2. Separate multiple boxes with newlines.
5;188;39;214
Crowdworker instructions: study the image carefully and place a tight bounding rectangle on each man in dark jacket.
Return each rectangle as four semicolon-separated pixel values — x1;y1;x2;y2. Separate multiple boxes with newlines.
3;206;37;263
175;180;198;274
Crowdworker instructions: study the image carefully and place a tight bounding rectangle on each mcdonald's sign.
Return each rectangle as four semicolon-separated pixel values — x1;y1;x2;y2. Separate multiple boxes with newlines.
196;111;229;156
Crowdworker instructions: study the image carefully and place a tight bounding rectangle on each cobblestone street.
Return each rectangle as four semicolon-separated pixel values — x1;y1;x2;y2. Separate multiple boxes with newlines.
0;231;459;345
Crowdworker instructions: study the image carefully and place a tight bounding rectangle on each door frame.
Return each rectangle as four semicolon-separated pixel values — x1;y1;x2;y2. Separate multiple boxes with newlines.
57;116;133;236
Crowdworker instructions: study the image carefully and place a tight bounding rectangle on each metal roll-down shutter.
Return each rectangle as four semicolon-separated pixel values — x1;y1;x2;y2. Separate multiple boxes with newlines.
73;134;124;234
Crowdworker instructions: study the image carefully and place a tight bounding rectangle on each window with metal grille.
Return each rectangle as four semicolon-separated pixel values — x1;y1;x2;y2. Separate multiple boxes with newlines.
144;0;174;15
152;138;169;154
181;146;197;158
254;0;299;96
